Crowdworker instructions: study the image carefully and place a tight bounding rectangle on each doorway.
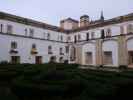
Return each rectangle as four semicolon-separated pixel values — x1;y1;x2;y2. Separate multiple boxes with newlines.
128;51;133;65
11;56;20;64
35;56;42;64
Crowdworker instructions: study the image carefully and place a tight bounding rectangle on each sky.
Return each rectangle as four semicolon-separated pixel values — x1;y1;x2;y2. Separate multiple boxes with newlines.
0;0;133;26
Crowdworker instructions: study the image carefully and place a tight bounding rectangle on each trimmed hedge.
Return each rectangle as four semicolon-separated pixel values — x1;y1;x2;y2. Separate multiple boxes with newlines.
1;64;133;100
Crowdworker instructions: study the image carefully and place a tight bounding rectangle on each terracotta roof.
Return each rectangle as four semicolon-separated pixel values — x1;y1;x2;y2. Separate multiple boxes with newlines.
69;13;133;33
0;11;67;33
0;11;133;34
60;18;79;23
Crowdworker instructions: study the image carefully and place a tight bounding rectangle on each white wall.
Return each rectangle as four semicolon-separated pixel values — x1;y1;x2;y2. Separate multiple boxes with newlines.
0;20;68;42
0;33;68;63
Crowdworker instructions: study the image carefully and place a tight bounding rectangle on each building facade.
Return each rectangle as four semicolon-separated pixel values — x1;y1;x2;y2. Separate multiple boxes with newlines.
0;12;133;67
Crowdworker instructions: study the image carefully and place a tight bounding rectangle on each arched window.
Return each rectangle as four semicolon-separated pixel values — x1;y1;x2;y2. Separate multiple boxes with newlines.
59;57;64;63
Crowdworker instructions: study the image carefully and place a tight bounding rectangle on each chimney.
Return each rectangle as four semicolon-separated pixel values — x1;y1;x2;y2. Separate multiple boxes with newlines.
80;15;90;27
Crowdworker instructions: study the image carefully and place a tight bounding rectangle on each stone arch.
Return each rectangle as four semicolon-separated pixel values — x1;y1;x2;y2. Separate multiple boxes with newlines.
102;38;117;43
82;43;96;65
102;40;118;66
126;36;133;42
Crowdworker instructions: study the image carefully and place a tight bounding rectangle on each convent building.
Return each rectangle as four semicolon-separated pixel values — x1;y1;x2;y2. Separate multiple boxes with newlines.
0;11;133;67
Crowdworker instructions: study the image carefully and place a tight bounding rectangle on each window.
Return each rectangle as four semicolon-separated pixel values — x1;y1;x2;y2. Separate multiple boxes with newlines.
106;28;111;37
67;36;71;42
0;24;3;33
48;45;52;54
86;33;89;41
60;47;63;55
11;56;20;64
128;51;133;65
32;44;36;49
85;52;92;64
59;57;64;63
35;56;42;64
78;34;81;41
103;51;113;65
25;29;28;36
70;46;76;61
74;35;77;43
7;25;13;34
65;46;69;53
91;32;94;39
47;33;50;40
101;29;105;39
31;44;38;55
60;35;63;41
29;29;34;37
11;42;17;49
127;24;133;33
43;32;46;39
120;26;124;34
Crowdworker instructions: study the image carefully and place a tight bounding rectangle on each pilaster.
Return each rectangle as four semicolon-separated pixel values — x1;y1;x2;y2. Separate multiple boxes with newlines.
96;39;103;66
118;35;128;66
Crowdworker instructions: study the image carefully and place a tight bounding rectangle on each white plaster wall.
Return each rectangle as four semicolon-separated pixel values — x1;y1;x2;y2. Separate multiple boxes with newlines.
82;43;96;65
63;21;73;30
0;20;68;42
127;38;133;51
102;40;118;66
0;33;68;63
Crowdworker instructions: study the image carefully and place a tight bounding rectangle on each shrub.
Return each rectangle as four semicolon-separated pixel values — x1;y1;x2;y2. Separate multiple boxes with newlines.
0;60;9;64
119;65;127;70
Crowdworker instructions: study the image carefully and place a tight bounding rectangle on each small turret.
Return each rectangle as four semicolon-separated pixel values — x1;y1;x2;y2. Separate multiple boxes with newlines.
80;15;90;27
100;11;104;21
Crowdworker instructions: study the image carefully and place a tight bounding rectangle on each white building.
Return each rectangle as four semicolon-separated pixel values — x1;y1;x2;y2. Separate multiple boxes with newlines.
0;12;133;68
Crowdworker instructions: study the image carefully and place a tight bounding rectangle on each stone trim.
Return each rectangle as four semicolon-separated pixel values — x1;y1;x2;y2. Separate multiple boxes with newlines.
0;32;67;44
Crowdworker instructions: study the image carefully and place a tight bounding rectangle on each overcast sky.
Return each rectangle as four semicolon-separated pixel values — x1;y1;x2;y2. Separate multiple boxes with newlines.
0;0;133;26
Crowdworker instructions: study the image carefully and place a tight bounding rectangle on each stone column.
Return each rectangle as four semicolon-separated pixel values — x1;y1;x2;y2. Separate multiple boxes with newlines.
118;35;128;66
96;39;103;66
75;45;83;65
